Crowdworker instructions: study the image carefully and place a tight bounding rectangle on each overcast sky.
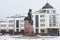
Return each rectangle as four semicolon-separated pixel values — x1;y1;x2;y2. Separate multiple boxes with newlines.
0;0;60;20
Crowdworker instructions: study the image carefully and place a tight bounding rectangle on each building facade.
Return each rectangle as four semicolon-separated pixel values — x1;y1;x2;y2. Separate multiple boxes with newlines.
0;3;59;36
0;14;27;35
32;3;59;36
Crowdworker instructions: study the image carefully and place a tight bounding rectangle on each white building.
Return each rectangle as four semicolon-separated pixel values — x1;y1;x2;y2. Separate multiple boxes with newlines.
0;3;59;36
0;14;27;35
32;3;59;35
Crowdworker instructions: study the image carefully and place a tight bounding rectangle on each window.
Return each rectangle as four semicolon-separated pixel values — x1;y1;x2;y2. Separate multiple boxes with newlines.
9;30;13;33
1;30;6;33
20;20;24;22
41;29;45;32
47;10;49;13
40;15;45;18
41;10;46;13
49;24;51;27
49;24;56;27
16;29;19;32
9;25;14;27
16;20;19;28
49;15;56;27
9;20;14;23
53;10;56;13
36;29;38;34
53;24;56;26
51;10;56;14
40;19;45;22
20;24;23;27
1;24;6;27
40;24;45;27
35;15;39;27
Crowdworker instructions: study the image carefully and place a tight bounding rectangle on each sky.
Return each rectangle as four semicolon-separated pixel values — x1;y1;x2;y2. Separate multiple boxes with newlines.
0;0;60;20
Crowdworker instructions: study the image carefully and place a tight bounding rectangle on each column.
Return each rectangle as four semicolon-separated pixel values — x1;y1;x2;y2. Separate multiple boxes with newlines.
45;28;47;33
33;15;36;33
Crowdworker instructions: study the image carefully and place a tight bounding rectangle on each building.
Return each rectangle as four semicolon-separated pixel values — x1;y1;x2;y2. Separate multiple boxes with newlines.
32;3;59;36
0;3;59;36
0;14;27;35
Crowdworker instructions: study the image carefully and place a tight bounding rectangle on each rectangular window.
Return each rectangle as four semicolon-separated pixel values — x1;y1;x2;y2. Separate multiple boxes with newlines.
1;24;6;27
16;20;19;28
49;15;56;27
51;10;56;14
41;29;45;33
40;15;45;18
53;10;56;13
20;20;24;22
49;24;51;27
47;10;49;13
9;25;14;27
1;30;6;33
9;20;14;23
20;24;23;27
53;24;56;26
40;24;45;27
40;19;45;22
41;10;46;13
36;29;38;34
35;15;39;27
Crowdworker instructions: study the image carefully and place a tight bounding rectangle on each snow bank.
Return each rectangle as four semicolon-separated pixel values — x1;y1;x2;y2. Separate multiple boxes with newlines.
0;35;60;40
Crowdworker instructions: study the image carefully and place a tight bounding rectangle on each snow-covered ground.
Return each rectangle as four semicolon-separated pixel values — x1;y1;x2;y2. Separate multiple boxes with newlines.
0;35;60;40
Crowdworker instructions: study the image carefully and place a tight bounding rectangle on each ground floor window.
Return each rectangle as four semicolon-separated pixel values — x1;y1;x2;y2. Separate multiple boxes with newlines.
47;28;59;36
41;29;45;33
36;29;38;34
16;29;19;32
